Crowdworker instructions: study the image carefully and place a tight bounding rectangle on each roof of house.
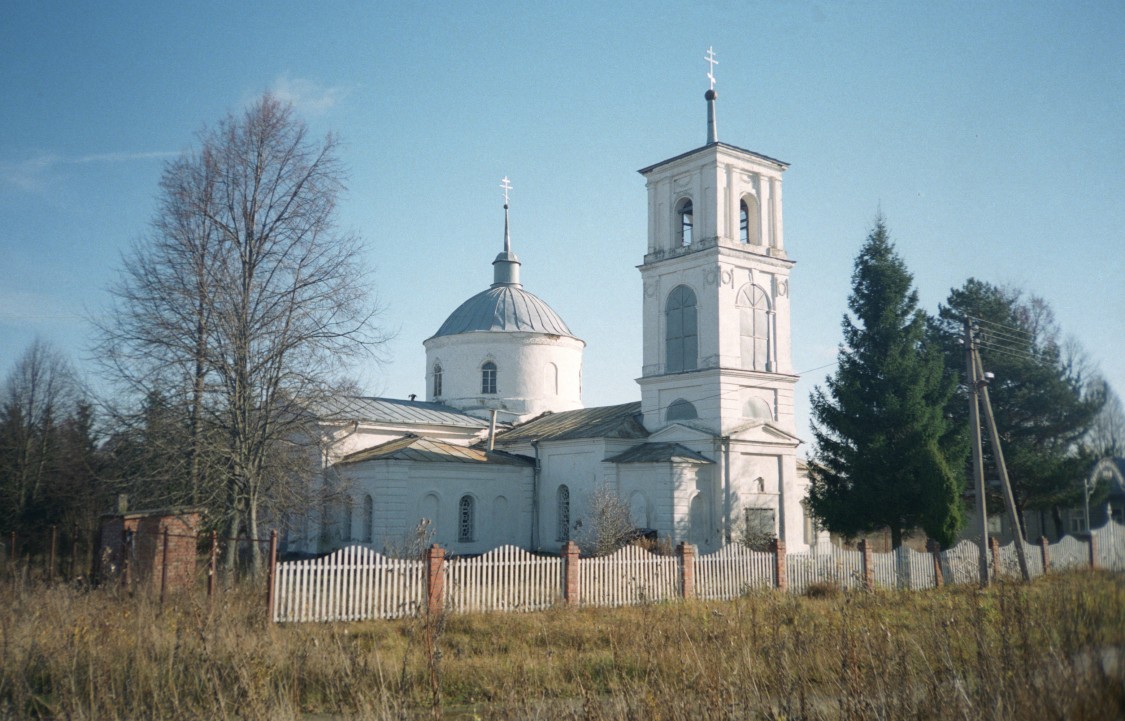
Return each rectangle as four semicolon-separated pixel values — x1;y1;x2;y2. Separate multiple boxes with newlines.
604;442;713;465
494;401;648;444
338;434;533;466
314;396;490;429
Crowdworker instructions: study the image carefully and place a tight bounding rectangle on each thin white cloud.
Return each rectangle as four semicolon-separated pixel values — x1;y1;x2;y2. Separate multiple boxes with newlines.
269;74;350;116
0;150;177;193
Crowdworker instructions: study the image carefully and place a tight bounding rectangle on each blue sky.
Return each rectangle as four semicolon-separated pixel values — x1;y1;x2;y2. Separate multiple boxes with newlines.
2;1;1122;449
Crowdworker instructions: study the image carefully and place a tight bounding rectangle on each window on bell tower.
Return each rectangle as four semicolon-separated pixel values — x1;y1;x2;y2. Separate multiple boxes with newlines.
676;198;693;247
432;363;443;398
665;285;698;373
737;284;772;371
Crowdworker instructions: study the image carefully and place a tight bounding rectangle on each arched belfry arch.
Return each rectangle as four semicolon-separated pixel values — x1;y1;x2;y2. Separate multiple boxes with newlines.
739;194;760;245
736;284;773;372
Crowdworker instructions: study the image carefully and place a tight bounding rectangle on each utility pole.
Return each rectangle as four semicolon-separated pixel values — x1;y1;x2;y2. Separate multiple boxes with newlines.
965;320;990;587
973;347;1032;581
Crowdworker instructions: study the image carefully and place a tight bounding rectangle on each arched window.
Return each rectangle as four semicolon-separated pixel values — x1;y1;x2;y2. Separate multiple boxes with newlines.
676;198;694;246
481;361;497;394
556;485;570;541
739;196;760;245
545;362;558;395
363;494;374;543
665;285;698;373
432;363;443;398
458;495;475;542
666;398;698;422
743;397;773;421
342;496;354;543
737;284;772;371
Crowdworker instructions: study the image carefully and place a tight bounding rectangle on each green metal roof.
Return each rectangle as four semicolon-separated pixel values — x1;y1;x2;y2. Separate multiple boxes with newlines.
494;402;647;444
338;435;533;466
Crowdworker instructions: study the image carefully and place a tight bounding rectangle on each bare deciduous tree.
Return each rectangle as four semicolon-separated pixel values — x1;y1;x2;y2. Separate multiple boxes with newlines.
96;95;386;571
1087;385;1124;458
577;485;636;556
0;339;81;530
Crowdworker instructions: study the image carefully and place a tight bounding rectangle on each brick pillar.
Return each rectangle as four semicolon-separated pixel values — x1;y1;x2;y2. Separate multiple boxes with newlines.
858;539;874;591
678;542;695;600
1085;534;1098;570
989;537;1001;576
425;544;445;616
563;541;581;606
770;538;787;592
926;539;944;588
1039;536;1050;575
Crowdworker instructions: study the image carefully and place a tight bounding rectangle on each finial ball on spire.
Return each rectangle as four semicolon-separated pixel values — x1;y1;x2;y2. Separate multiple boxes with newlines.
705;89;717;101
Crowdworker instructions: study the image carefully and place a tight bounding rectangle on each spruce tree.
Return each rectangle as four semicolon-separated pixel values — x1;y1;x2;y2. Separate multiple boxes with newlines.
808;218;964;547
930;279;1105;537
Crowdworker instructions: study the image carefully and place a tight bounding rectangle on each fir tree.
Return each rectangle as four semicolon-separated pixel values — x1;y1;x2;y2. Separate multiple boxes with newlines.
809;218;964;547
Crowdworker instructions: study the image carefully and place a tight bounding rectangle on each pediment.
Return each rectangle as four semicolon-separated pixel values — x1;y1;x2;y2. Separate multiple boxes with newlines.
647;423;716;444
726;420;802;445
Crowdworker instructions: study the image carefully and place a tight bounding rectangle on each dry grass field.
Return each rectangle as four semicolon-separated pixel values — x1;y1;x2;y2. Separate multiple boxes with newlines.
1;572;1123;720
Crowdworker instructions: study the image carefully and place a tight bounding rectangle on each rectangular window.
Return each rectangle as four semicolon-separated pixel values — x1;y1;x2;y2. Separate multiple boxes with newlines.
481;364;497;394
742;507;775;548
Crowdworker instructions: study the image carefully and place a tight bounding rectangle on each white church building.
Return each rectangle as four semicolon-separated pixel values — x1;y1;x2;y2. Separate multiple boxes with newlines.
296;74;823;557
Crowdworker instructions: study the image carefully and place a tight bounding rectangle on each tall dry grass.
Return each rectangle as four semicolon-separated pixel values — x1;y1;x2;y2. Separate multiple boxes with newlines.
1;572;1123;720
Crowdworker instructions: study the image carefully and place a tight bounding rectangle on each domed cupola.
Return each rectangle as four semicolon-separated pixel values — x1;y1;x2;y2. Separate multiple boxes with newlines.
424;178;585;422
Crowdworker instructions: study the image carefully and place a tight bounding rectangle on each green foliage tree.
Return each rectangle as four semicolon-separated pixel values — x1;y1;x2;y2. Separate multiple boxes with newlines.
808;218;964;548
930;279;1105;537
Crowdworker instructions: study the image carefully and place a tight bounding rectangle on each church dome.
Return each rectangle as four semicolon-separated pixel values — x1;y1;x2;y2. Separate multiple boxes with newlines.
431;284;574;339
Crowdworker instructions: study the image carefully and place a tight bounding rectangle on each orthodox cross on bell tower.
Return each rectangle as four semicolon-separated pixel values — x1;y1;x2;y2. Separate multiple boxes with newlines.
705;46;719;90
704;47;719;143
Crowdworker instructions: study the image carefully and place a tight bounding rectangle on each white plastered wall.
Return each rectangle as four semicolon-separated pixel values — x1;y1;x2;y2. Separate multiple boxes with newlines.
424;331;584;423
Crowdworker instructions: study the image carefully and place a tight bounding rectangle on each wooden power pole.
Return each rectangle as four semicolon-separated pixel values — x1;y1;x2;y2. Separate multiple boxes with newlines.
965;320;991;587
973;344;1032;581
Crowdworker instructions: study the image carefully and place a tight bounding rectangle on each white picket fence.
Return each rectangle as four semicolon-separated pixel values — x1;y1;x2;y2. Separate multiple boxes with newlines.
270;521;1125;623
787;547;864;593
579;544;680;607
695;544;775;600
272;545;425;622
445;545;562;614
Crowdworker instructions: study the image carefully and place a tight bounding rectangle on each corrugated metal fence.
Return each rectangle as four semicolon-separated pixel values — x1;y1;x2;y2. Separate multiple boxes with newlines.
270;520;1125;623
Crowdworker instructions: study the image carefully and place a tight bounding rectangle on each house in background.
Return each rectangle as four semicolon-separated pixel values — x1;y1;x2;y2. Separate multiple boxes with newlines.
286;76;826;557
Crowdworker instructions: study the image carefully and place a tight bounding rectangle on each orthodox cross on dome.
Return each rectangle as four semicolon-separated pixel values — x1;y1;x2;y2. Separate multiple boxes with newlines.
500;176;513;208
705;47;718;90
500;176;513;254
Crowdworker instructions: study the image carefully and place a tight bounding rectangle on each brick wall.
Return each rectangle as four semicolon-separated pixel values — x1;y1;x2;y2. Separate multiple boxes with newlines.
97;510;201;592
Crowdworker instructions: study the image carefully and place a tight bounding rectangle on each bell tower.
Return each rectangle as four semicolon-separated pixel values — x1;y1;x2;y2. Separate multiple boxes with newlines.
636;60;798;439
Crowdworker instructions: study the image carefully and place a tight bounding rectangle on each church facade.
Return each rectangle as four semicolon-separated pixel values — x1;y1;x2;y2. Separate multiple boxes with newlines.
292;82;824;557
